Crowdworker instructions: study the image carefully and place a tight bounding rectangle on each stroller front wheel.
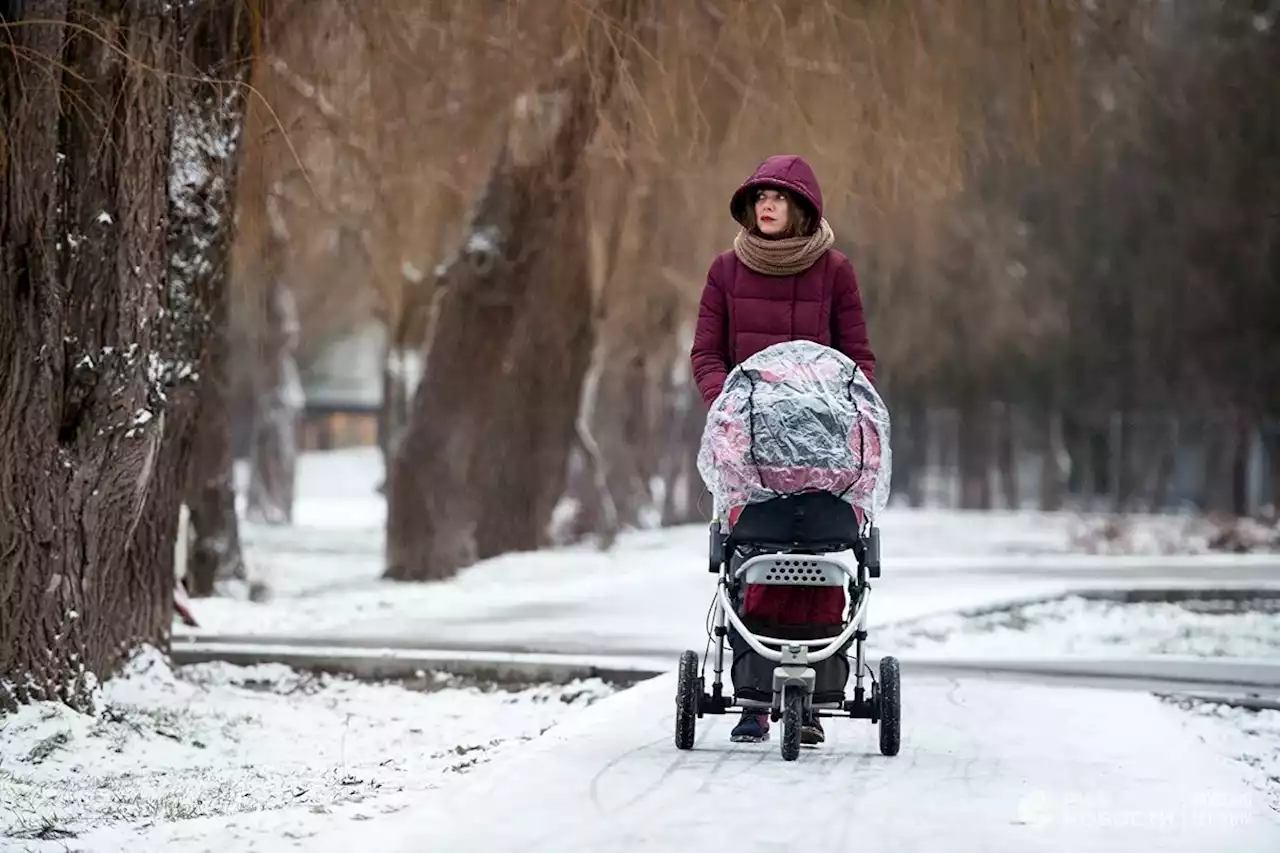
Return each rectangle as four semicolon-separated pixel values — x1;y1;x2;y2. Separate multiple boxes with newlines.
780;687;804;761
675;650;699;750
878;655;901;757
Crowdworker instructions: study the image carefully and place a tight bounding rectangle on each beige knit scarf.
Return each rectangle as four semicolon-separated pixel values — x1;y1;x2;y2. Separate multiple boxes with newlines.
733;218;836;275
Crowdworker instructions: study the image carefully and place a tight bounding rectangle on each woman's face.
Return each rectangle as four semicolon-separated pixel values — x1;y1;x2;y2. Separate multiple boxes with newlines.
754;188;790;236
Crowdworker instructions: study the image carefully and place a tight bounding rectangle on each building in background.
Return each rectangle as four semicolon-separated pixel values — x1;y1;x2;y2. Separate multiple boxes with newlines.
299;322;384;451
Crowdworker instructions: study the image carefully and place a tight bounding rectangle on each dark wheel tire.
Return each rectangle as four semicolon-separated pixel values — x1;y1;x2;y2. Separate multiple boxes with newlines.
878;655;901;757
675;650;699;750
780;687;803;762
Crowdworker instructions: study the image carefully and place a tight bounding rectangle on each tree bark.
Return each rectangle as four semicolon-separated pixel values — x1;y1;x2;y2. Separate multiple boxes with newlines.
472;194;596;558
377;343;414;489
957;396;993;510
1040;404;1068;511
1199;417;1235;513
1267;426;1280;513
1230;416;1253;518
1150;416;1180;510
0;1;178;711
660;380;712;526
995;402;1020;509
184;304;246;596
901;403;928;508
172;0;256;596
385;0;644;581
246;238;302;524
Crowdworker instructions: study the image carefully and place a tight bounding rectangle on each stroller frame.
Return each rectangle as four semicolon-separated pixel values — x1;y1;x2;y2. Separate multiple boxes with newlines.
674;497;902;762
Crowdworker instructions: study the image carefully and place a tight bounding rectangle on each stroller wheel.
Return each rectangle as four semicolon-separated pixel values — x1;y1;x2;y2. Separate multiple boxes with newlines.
780;687;804;762
674;650;699;750
878;655;901;757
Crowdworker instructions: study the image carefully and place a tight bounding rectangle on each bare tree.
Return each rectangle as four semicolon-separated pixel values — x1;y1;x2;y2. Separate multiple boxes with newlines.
177;0;258;595
385;0;649;581
2;1;179;711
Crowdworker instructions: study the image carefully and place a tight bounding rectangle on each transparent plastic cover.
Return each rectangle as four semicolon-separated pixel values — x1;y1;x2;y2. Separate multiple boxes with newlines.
697;340;892;523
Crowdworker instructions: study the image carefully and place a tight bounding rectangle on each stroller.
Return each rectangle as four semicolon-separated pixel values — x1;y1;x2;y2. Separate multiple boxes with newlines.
675;341;900;762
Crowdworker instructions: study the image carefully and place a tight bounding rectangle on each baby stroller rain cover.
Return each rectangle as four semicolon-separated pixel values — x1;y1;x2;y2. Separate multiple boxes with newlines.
697;340;892;526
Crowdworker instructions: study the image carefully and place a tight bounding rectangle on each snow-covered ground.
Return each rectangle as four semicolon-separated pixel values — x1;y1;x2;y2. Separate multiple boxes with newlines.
6;447;1280;850
875;591;1280;814
1168;696;1280;815
0;648;613;847
33;672;1280;853
880;592;1280;659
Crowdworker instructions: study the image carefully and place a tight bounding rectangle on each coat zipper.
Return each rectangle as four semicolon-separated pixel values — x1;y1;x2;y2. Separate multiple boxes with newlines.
789;274;797;339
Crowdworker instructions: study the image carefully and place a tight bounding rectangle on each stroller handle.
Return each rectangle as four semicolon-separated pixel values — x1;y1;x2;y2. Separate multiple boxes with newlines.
717;581;870;665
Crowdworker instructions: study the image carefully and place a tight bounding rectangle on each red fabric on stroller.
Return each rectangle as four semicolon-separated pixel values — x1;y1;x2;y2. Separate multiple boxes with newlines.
728;502;864;626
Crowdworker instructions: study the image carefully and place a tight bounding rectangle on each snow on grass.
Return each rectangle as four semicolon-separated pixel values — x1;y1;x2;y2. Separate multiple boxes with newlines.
1063;512;1279;556
1166;697;1280;813
878;592;1280;659
0;647;614;844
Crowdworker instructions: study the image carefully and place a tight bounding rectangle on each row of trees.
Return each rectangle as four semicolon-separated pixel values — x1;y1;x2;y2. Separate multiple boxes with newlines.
237;0;1095;577
2;0;1276;709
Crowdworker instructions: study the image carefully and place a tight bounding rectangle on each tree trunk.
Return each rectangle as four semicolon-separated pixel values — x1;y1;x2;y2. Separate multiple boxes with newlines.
1267;425;1280;513
1150;416;1180;510
0;1;178;711
174;0;256;596
185;346;246;596
657;376;687;526
957;397;992;510
1230;416;1252;518
385;0;643;581
246;260;302;524
898;404;927;509
589;348;658;530
377;343;414;490
995;402;1020;509
1040;405;1068;511
1199;417;1235;513
558;340;621;548
472;200;596;558
1112;410;1138;513
663;380;711;526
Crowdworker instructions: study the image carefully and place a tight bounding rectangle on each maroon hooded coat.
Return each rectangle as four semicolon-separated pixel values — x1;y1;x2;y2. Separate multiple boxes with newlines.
690;155;876;409
691;155;877;627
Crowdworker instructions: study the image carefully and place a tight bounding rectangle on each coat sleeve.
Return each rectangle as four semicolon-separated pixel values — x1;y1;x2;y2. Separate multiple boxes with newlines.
690;257;730;408
831;256;877;385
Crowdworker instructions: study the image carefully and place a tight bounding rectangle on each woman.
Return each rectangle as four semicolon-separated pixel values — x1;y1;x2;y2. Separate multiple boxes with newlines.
690;154;877;745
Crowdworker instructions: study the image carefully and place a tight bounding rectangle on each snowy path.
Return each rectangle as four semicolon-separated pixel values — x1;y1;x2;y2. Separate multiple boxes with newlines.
62;673;1280;852
80;449;1268;851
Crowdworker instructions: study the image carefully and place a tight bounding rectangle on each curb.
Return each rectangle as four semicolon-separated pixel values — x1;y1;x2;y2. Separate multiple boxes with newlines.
171;640;669;686
171;639;1280;705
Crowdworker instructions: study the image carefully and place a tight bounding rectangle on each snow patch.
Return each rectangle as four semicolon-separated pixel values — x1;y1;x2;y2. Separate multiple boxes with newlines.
878;593;1280;659
0;647;614;841
1168;697;1280;813
465;226;500;256
400;260;424;283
